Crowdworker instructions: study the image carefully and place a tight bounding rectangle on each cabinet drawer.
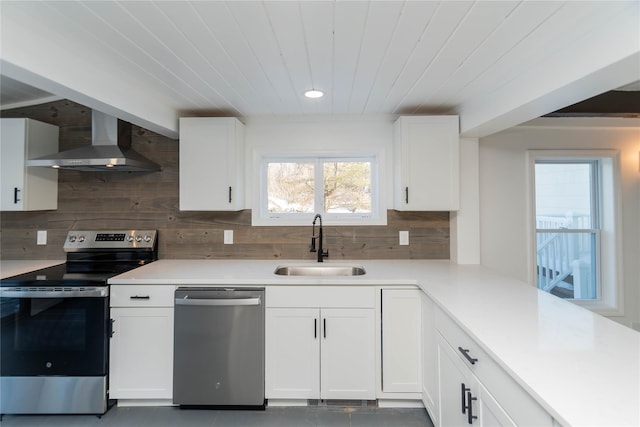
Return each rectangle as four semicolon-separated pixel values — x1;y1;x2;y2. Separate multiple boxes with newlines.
435;307;552;427
266;286;375;308
110;285;175;307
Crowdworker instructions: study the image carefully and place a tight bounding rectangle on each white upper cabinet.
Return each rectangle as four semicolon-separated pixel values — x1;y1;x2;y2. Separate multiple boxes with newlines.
1;118;58;211
179;117;245;211
393;116;459;211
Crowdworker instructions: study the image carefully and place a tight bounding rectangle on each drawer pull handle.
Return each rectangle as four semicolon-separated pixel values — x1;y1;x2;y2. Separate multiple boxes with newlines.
130;295;150;300
458;347;478;365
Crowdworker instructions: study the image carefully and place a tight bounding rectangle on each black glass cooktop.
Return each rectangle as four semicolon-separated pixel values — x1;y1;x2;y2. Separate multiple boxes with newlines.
0;261;148;287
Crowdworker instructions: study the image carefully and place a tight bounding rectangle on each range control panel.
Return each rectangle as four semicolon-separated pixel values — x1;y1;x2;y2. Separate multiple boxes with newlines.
64;230;158;251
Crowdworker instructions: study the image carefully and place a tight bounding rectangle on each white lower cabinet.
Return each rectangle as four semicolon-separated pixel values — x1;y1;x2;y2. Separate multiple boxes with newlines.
109;286;174;401
381;289;422;393
265;308;320;398
265;286;376;401
321;308;376;399
435;306;553;426
421;292;439;423
438;334;515;426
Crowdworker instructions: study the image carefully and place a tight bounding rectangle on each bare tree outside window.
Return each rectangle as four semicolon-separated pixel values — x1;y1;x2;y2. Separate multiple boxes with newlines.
324;162;371;213
266;159;372;215
267;162;314;213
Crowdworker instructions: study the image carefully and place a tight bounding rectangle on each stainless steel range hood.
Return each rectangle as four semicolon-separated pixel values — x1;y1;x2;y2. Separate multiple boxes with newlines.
26;111;160;172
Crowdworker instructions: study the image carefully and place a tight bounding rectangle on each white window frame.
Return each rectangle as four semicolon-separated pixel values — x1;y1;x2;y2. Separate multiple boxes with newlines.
252;152;387;227
527;150;623;315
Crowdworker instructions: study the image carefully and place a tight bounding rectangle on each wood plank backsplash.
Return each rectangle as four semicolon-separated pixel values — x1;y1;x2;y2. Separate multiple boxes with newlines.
0;100;449;260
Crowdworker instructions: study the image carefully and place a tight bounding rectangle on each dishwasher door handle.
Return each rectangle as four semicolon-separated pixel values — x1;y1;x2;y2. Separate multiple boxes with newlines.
175;297;262;307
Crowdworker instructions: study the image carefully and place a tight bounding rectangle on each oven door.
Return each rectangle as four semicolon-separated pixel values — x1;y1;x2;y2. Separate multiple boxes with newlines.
0;288;109;377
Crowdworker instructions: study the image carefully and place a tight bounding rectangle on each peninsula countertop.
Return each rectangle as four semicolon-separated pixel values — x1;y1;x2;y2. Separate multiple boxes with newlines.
110;259;639;427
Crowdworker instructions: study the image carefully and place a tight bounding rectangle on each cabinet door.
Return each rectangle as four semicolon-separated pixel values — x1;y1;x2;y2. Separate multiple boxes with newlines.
179;117;244;211
394;116;459;211
421;292;439;423
438;333;477;427
109;308;174;399
265;308;320;399
320;308;376;400
1;119;26;211
478;383;517;427
382;289;421;393
1;118;58;211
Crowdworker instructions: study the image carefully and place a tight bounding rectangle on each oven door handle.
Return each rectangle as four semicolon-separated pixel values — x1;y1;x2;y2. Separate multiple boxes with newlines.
175;297;261;307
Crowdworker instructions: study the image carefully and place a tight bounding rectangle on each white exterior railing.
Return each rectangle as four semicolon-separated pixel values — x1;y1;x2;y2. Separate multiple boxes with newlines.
535;214;596;298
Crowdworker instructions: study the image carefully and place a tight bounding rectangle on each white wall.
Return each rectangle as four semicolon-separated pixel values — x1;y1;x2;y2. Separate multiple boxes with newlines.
479;117;640;328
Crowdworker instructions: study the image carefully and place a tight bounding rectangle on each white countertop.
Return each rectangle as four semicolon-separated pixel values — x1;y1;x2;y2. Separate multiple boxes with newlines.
114;259;640;426
0;260;65;279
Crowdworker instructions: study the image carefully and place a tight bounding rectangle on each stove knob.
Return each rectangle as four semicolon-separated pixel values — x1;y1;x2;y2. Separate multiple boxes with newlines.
126;235;135;242
135;235;143;242
69;235;77;243
78;235;86;243
143;235;152;243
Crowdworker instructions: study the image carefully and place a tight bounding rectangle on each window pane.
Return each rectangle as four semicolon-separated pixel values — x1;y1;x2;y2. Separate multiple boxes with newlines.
535;161;598;300
323;161;371;214
267;162;314;213
536;231;597;299
535;163;594;229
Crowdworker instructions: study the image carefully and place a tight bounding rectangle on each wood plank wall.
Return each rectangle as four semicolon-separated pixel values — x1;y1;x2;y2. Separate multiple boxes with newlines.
0;100;450;260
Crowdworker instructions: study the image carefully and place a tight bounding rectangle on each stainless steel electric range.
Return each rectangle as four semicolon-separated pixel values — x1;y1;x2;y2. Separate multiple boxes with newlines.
0;230;158;417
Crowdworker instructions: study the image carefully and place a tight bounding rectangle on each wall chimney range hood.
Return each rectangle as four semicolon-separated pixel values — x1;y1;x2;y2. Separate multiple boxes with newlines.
27;111;160;172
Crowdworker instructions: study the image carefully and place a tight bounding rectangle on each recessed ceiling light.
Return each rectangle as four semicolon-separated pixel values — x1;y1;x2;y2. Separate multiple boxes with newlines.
304;89;324;99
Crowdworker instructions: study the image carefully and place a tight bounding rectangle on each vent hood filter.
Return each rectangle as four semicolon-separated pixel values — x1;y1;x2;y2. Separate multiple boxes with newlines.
26;111;160;172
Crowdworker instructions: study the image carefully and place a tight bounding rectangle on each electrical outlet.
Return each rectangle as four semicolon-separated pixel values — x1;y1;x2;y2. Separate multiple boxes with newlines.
399;230;409;246
224;230;233;245
37;230;47;245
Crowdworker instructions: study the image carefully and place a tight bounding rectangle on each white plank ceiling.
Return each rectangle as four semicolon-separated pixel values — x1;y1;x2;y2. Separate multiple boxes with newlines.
1;0;638;137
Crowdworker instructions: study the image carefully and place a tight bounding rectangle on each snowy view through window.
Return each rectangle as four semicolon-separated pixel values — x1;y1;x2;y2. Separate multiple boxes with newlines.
535;162;598;299
267;160;371;215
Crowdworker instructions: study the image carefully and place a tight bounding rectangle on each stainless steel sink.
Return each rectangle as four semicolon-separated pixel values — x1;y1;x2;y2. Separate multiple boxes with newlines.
274;265;366;276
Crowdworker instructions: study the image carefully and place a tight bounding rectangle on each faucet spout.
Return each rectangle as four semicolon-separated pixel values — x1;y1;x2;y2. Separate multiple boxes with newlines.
310;214;329;262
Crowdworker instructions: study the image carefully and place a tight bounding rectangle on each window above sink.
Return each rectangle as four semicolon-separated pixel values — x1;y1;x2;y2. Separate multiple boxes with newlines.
252;153;386;226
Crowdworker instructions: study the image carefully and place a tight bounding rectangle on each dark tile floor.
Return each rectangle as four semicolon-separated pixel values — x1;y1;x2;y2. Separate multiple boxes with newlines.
1;405;434;427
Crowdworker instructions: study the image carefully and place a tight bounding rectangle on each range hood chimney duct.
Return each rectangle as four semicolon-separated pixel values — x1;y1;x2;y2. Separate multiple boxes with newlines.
26;110;160;172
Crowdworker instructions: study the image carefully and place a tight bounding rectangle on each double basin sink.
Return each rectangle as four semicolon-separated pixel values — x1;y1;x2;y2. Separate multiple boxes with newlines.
274;264;366;276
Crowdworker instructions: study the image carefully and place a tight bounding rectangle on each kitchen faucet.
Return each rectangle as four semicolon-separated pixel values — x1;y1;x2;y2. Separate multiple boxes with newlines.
310;214;329;262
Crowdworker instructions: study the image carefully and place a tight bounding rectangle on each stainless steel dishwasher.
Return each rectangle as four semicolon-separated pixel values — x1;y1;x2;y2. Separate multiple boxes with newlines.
173;287;265;408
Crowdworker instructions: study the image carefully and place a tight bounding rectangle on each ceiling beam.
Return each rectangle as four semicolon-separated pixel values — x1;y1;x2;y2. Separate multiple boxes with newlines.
458;2;640;137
